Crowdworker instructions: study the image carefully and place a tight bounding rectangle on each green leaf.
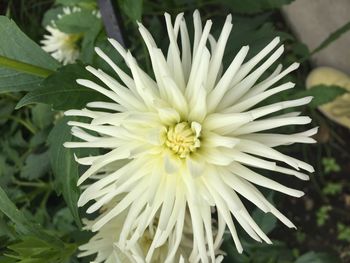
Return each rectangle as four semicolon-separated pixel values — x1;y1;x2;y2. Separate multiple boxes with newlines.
42;6;64;27
312;20;350;55
0;16;58;70
295;251;341;263
293;85;347;109
55;10;101;34
55;0;97;9
16;63;108;110
0;68;43;93
0;56;54;78
337;223;350;242
48;117;81;227
0;16;59;92
252;208;277;235
0;256;16;263
80;21;103;63
6;236;77;263
31;104;55;130
20;151;50;180
53;207;76;235
217;0;294;14
118;0;143;21
246;241;294;263
0;185;63;246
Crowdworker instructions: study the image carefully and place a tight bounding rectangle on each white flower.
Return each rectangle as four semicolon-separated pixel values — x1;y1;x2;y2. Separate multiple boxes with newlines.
41;26;80;65
79;203;224;263
41;7;82;65
65;11;316;262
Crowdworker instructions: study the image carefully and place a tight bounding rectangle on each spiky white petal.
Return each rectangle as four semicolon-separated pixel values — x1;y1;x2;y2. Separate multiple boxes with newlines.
79;203;224;263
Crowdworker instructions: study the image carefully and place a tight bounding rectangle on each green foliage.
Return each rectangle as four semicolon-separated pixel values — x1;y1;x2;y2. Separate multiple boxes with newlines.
337;223;350;242
0;186;62;246
118;0;143;21
0;16;58;92
42;6;65;27
0;16;58;69
55;0;97;9
80;21;104;64
5;236;76;263
316;206;332;226
31;104;55;130
0;68;43;94
48;117;82;227
20;151;50;180
322;183;343;196
295;251;341;263
322;158;341;174
16;64;108;110
55;10;101;34
293;85;347;109
295;232;306;243
252;207;277;235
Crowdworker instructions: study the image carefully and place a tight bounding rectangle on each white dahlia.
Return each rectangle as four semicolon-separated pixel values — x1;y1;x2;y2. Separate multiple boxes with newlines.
65;11;316;262
41;26;80;65
79;204;223;263
41;7;84;65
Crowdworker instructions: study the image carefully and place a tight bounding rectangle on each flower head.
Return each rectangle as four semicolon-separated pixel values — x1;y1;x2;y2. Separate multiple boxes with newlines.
65;11;316;262
41;7;82;65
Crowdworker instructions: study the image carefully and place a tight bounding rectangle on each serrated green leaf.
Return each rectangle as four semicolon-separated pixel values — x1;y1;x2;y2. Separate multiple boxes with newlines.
48;117;81;227
16;63;108;110
20;151;50;180
0;16;59;93
294;85;347;109
55;10;100;34
53;207;76;235
6;236;77;263
0;185;63;246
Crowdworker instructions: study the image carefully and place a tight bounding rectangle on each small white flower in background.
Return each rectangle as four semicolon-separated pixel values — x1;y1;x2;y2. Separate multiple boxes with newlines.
41;7;101;65
41;7;81;65
65;10;316;262
79;202;224;263
41;26;80;65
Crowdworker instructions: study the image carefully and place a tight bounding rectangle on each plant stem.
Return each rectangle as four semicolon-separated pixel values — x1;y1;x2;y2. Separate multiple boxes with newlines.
0;115;37;134
13;179;47;188
0;55;54;78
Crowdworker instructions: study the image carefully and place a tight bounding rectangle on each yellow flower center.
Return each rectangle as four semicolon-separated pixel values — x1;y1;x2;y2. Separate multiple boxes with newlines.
166;122;201;158
65;33;82;49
